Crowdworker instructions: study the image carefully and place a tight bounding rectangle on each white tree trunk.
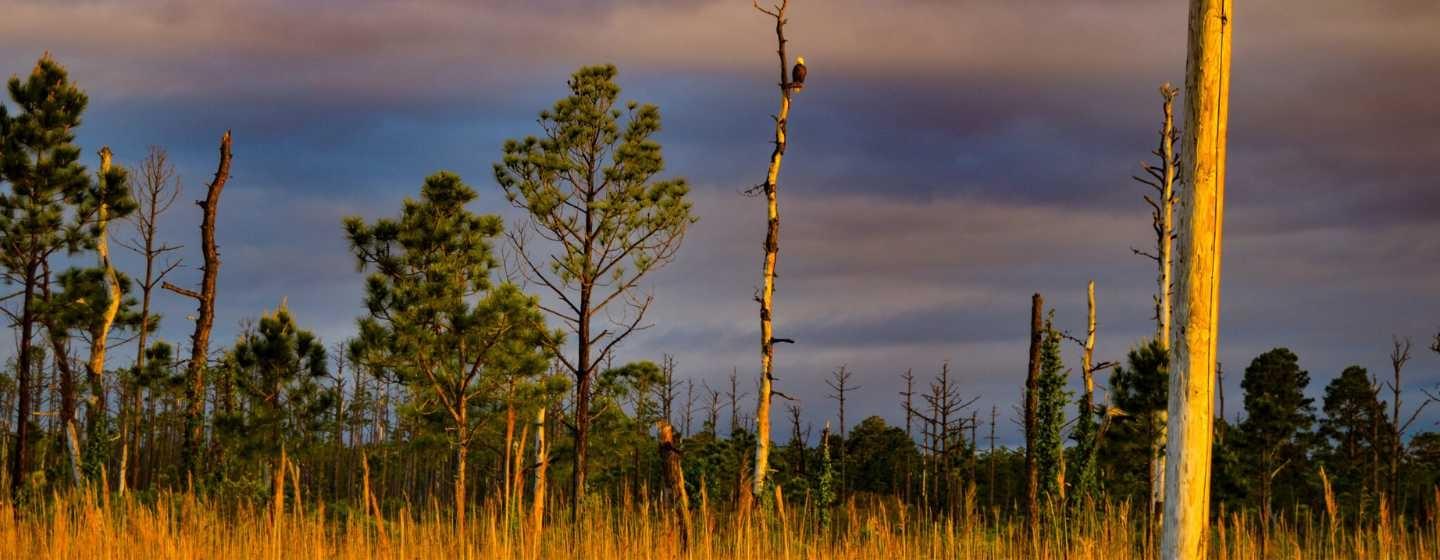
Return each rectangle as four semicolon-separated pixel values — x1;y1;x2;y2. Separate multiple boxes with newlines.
1162;0;1232;558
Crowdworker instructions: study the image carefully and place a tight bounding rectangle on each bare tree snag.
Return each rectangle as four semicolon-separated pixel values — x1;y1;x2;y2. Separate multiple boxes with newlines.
1134;83;1181;521
86;147;123;445
1388;337;1434;509
1082;281;1098;415
1162;1;1231;557
658;420;692;550
529;406;548;557
1025;293;1043;543
163;130;232;480
120;145;183;496
751;0;799;501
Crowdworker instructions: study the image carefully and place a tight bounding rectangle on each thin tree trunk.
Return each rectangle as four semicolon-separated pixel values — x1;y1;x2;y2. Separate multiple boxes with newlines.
752;0;795;501
530;406;548;559
1162;1;1232;557
1024;293;1043;542
455;407;469;535
10;263;39;499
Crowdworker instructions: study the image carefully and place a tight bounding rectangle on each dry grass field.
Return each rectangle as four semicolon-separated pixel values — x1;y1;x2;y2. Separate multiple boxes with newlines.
3;487;1436;559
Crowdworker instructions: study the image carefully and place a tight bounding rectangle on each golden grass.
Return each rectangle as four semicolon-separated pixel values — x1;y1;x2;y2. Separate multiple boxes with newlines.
1;488;1436;559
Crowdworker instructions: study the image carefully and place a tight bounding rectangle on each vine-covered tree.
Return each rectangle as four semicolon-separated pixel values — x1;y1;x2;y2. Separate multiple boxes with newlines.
345;171;554;532
1034;312;1069;502
493;64;693;514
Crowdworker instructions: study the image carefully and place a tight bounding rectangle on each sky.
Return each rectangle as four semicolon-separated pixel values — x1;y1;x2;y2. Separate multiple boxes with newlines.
2;0;1438;446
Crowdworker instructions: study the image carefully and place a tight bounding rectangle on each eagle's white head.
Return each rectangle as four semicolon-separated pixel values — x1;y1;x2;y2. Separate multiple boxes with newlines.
796;56;806;65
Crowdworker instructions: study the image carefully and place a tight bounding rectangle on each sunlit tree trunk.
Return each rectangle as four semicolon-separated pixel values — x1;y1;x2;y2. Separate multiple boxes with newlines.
1162;0;1232;557
529;406;548;559
85;148;123;475
752;0;797;501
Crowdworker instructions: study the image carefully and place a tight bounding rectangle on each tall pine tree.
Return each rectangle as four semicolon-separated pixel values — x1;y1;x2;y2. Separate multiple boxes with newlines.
493;65;694;514
0;54;118;497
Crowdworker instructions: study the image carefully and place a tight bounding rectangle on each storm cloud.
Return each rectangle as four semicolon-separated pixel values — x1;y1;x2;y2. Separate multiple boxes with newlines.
2;0;1437;445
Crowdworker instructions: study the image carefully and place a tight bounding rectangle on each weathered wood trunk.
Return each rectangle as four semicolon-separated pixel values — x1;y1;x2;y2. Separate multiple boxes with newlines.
1153;84;1179;528
530;406;548;558
658;421;692;549
1082;282;1096;404
1162;0;1232;557
1024;293;1043;541
752;0;795;500
165;131;232;480
86;148;122;473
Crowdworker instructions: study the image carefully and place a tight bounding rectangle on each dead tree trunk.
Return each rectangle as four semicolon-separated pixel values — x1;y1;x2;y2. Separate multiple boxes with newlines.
751;0;798;501
658;420;692;550
163;131;232;480
1387;337;1435;509
1162;1;1231;557
84;148;123;477
1025;293;1043;542
529;406;549;553
1135;83;1181;522
121;146;183;495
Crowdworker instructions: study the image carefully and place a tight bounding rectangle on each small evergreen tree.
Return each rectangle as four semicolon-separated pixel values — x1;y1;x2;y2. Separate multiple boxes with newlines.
1104;338;1169;503
345;171;554;532
214;302;329;483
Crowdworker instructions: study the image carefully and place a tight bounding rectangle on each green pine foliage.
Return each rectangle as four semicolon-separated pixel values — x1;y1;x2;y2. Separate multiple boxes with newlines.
344;171;555;512
1101;338;1168;503
214;303;330;479
1317;365;1393;517
1237;348;1317;515
494;64;694;506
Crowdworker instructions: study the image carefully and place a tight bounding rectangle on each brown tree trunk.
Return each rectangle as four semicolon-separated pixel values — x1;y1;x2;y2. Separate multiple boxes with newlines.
1162;0;1232;557
164;131;232;480
658;421;692;549
11;262;40;499
455;406;469;535
1024;293;1043;542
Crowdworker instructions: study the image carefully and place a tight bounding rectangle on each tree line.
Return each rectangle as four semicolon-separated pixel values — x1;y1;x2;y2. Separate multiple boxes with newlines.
2;38;1438;546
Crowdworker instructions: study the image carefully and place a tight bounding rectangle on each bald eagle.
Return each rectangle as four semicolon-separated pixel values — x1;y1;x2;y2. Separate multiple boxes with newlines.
791;56;807;91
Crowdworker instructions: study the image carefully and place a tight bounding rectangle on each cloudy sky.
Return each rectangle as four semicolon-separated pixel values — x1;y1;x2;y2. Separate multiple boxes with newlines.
2;0;1437;445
